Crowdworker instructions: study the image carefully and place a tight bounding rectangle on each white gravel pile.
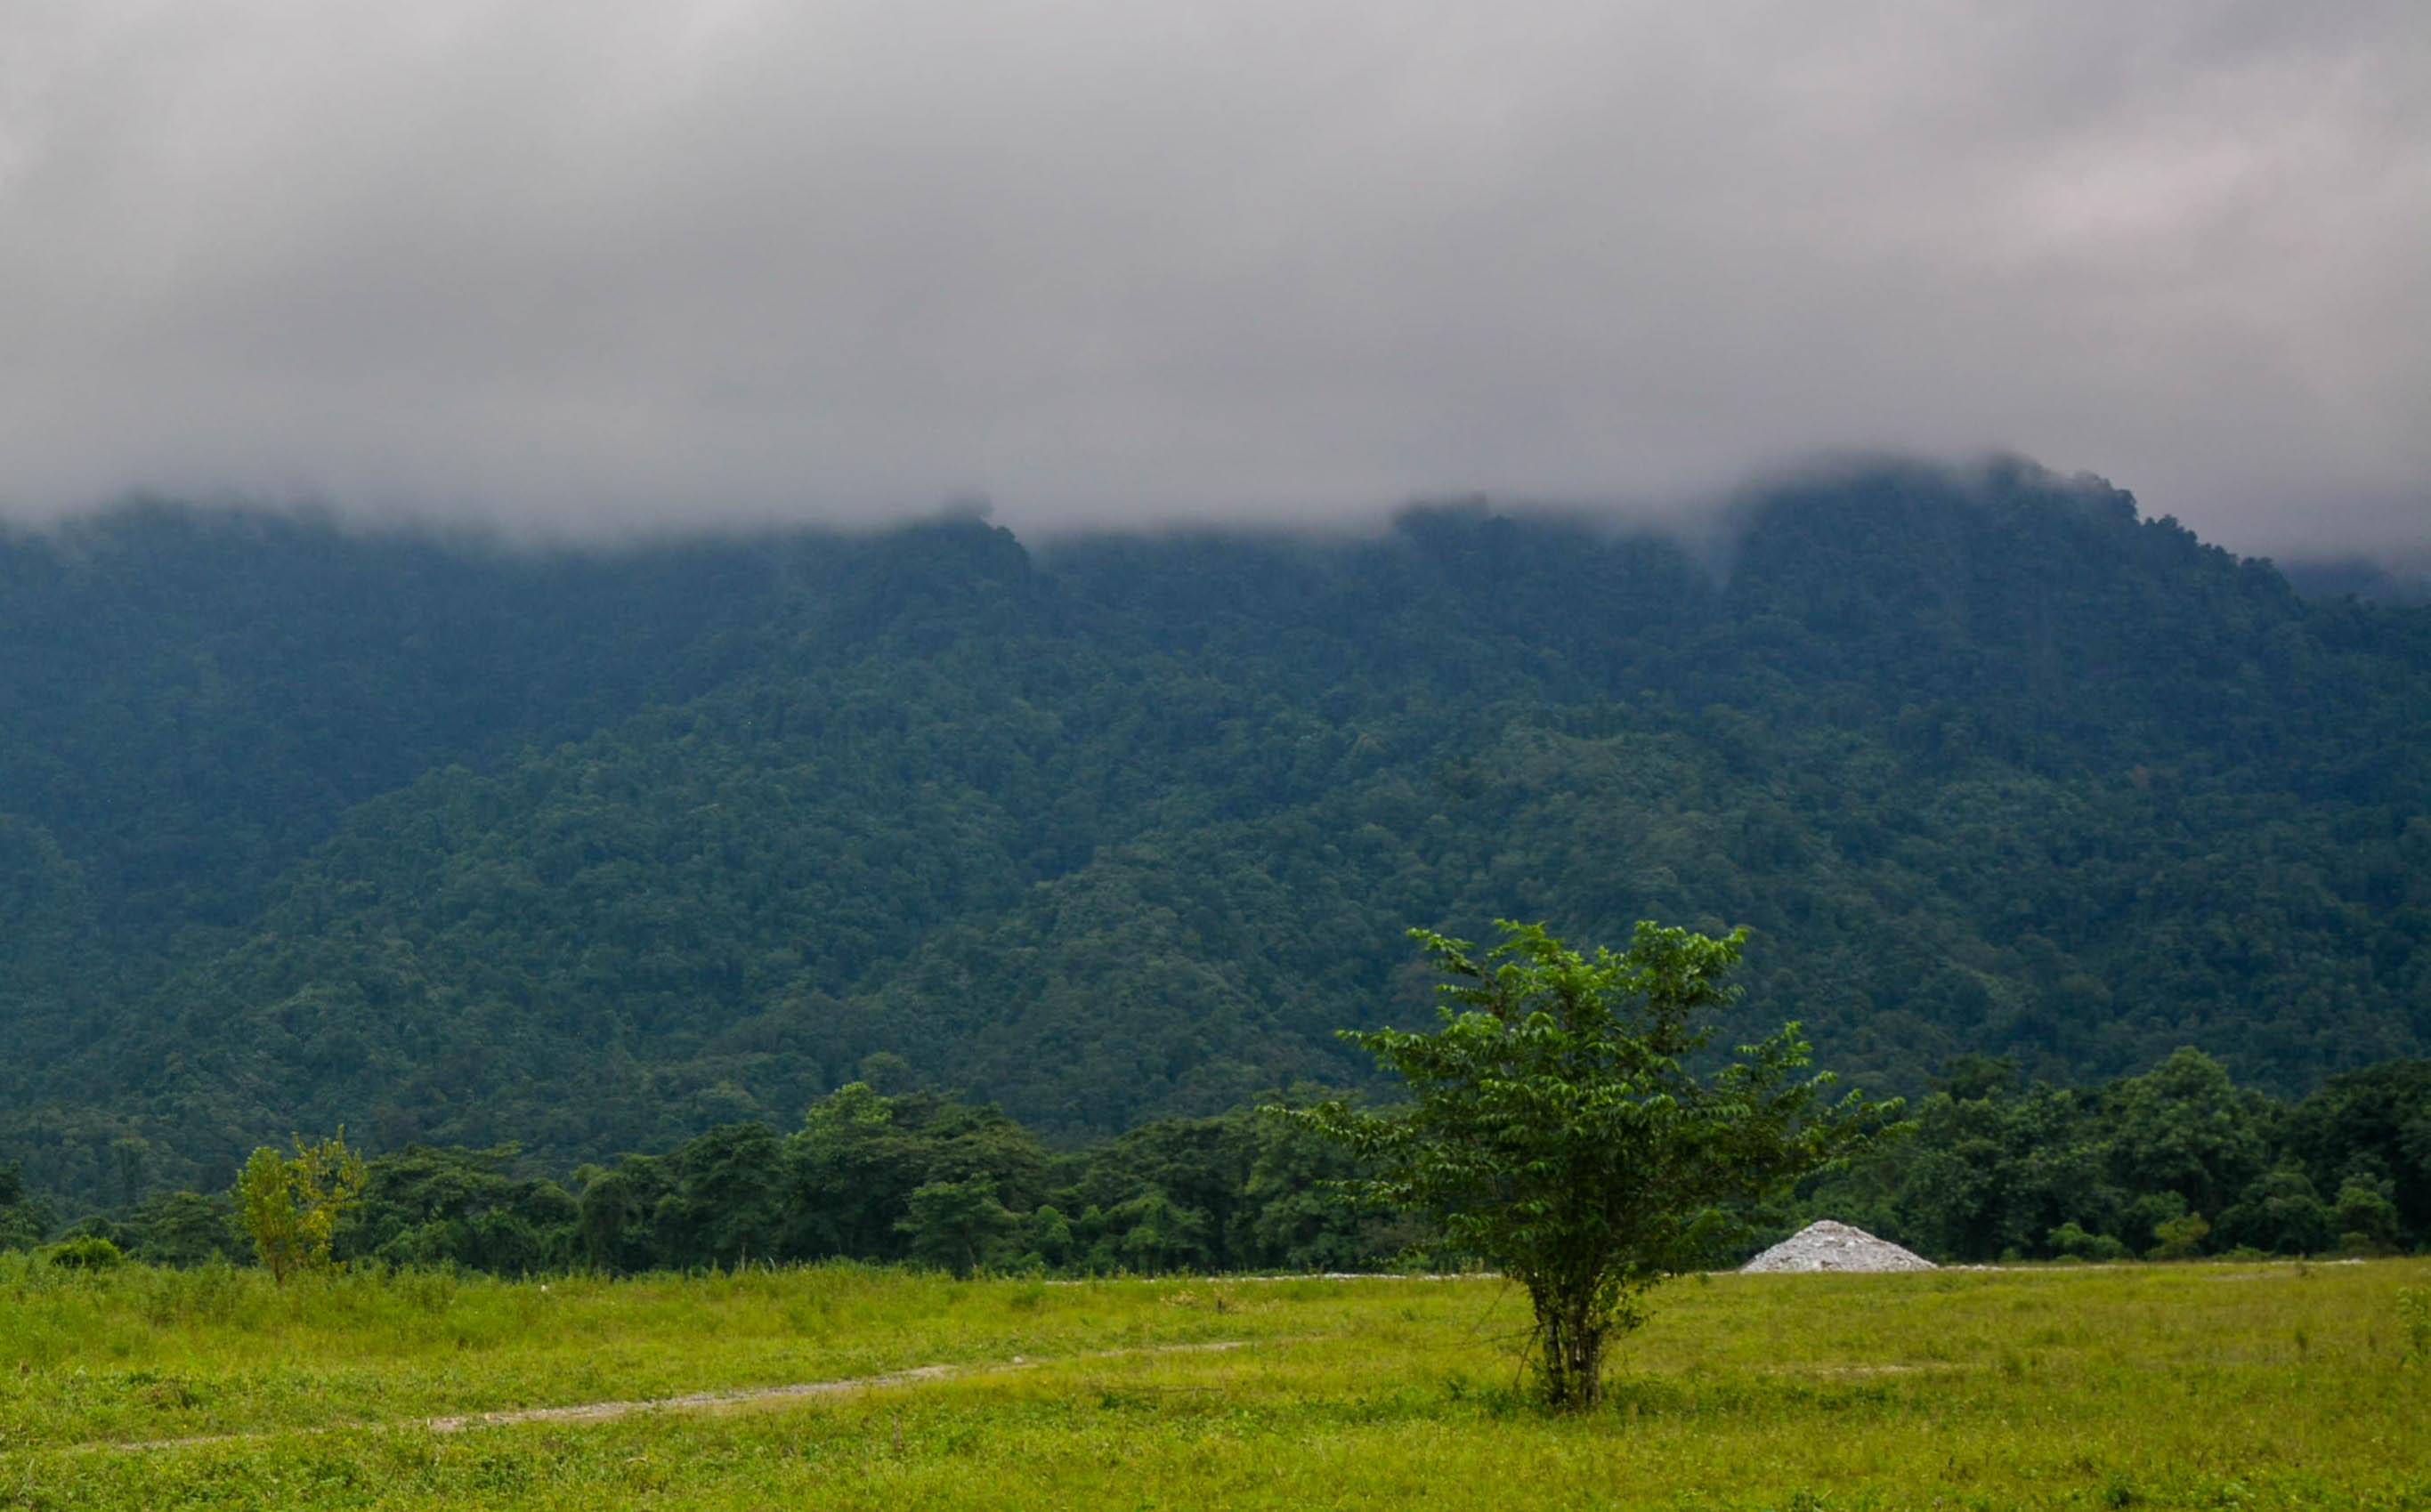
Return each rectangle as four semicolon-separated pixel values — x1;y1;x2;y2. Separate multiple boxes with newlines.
1740;1220;1935;1273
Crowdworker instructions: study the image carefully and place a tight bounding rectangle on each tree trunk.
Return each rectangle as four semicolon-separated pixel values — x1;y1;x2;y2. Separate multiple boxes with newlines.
1535;1291;1607;1409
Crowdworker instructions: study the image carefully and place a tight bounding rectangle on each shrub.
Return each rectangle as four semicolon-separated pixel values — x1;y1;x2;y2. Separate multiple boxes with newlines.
2046;1222;2129;1262
2148;1211;2209;1260
45;1234;126;1269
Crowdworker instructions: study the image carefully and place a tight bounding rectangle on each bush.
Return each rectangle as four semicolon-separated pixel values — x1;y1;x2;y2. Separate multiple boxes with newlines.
2332;1177;2400;1253
2148;1211;2210;1260
45;1234;126;1269
2047;1222;2130;1262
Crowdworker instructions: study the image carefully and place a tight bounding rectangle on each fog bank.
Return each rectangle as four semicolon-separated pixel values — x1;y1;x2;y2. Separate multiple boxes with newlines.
3;2;2424;556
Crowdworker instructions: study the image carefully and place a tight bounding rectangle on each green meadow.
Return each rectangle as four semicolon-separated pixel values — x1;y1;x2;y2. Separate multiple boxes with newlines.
3;1256;2426;1510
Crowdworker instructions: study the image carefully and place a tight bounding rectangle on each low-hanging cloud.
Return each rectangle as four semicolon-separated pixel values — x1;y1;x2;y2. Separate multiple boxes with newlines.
3;0;2425;554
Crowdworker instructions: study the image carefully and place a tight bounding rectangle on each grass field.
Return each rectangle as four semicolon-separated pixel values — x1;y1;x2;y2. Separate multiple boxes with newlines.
2;1254;2425;1509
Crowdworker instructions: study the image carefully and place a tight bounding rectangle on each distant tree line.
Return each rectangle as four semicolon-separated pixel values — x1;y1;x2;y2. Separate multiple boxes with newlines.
4;1050;2424;1275
1800;1048;2429;1263
2;1081;1414;1277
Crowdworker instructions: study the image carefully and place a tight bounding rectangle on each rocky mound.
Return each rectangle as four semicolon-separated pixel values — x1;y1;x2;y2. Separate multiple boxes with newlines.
1740;1220;1935;1273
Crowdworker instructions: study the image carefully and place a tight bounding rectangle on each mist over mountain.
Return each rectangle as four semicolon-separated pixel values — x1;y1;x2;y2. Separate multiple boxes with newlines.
8;2;2428;558
2;460;2425;1202
2279;554;2431;607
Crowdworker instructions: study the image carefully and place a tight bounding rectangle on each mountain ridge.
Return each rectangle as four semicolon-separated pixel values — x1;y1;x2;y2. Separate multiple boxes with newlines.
4;463;2426;1201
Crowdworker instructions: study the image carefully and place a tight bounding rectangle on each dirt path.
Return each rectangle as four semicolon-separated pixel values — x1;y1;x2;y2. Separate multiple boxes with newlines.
68;1338;1259;1457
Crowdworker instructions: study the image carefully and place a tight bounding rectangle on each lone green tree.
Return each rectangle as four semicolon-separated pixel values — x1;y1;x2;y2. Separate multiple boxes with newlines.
1292;920;1895;1409
233;1130;367;1282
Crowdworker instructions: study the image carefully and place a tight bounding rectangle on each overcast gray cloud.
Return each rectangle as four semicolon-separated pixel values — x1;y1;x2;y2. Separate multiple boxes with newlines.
2;0;2425;553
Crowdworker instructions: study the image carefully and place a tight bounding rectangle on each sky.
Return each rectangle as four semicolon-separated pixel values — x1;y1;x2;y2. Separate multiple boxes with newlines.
3;0;2426;556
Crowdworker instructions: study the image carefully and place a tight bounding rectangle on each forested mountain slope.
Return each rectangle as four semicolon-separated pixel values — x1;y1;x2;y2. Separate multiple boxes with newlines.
4;462;2427;1201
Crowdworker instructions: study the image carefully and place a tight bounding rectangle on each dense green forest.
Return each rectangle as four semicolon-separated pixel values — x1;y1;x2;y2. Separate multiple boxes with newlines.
2;459;2427;1207
7;1049;2425;1271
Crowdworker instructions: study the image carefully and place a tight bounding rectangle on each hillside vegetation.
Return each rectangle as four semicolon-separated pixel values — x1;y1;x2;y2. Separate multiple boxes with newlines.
2;460;2427;1200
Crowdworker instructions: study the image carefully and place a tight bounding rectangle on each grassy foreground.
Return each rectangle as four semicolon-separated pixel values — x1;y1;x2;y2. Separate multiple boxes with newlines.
1;1255;2426;1509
